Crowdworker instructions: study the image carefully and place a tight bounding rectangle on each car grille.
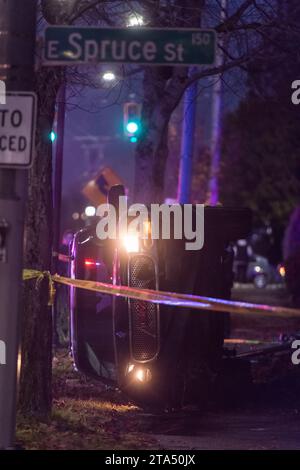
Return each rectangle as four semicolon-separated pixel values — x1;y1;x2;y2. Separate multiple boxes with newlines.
128;255;159;362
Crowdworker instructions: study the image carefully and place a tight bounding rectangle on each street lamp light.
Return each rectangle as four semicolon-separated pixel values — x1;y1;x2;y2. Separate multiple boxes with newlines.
85;206;96;217
102;71;116;82
127;14;144;27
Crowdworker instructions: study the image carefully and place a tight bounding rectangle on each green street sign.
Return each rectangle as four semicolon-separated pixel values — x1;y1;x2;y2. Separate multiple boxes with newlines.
44;26;216;66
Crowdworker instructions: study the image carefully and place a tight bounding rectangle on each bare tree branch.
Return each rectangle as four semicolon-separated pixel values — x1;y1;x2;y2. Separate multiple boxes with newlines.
216;0;255;32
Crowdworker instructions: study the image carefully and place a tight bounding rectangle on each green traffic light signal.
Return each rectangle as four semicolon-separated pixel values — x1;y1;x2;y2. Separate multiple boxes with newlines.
49;131;57;142
126;121;139;134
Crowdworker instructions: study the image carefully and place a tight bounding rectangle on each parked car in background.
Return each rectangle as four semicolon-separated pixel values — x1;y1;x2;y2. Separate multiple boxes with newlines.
233;240;285;288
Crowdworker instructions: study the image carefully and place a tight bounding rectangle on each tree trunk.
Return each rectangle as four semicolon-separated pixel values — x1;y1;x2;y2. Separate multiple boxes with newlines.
19;67;62;417
134;68;177;204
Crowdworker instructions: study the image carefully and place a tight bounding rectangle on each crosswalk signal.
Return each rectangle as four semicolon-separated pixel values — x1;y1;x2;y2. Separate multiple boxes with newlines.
124;102;141;142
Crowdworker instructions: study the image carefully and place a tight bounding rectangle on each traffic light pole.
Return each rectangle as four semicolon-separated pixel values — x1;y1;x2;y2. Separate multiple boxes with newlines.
0;0;37;449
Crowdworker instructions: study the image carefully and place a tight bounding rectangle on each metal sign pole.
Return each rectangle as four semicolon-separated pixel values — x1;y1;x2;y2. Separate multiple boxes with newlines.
0;0;37;449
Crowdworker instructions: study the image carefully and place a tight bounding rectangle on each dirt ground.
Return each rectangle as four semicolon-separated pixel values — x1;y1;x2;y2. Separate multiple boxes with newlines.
16;284;300;450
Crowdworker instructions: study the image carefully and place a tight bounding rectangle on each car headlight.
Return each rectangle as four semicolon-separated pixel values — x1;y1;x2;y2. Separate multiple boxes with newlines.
122;233;140;253
126;364;152;383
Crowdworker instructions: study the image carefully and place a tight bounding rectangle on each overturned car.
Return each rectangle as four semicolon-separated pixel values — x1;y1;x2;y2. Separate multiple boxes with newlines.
68;186;251;409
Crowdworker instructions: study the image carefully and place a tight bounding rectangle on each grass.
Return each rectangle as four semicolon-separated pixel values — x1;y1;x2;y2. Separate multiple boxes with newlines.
16;352;158;450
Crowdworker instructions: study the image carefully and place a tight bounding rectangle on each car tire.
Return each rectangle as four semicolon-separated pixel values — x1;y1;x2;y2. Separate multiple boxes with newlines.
254;273;267;289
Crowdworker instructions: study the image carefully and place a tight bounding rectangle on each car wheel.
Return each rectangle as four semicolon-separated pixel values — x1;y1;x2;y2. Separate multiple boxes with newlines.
254;273;267;289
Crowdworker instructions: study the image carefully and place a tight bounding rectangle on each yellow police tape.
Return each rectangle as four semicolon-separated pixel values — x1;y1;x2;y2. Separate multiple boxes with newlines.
22;269;300;319
23;269;56;306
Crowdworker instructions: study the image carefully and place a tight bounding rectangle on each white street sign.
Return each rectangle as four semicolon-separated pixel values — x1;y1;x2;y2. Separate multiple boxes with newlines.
0;92;37;168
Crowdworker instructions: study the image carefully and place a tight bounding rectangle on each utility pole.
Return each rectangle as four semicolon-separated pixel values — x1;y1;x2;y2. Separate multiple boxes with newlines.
0;0;37;449
208;0;226;205
177;67;198;204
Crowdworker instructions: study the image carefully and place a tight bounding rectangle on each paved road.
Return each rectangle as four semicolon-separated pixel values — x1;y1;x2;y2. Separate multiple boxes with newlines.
154;410;300;450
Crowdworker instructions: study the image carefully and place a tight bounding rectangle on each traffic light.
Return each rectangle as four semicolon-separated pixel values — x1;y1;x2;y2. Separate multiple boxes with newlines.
123;102;141;142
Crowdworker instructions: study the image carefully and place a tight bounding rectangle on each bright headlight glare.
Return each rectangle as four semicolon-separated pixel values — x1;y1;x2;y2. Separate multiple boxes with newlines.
127;364;152;383
143;220;151;238
135;369;145;382
127;363;135;373
123;233;139;253
135;368;152;383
